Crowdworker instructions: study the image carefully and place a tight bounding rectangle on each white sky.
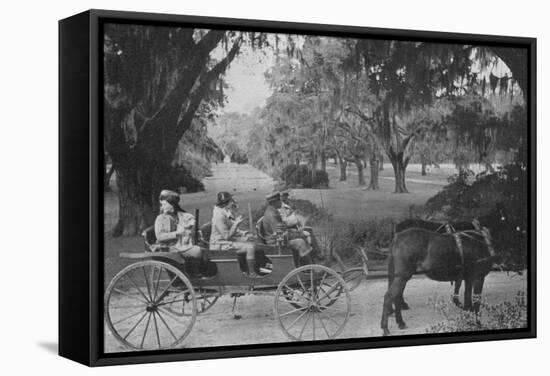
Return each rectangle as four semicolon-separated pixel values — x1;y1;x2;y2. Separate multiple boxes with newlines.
219;45;275;114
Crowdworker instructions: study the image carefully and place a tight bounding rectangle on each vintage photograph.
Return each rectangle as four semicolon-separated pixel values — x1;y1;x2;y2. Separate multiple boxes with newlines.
102;22;530;352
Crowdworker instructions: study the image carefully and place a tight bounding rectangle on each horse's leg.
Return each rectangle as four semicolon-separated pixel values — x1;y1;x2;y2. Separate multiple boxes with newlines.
452;279;462;307
462;278;473;311
381;275;406;335
472;276;485;314
394;276;410;329
387;254;396;315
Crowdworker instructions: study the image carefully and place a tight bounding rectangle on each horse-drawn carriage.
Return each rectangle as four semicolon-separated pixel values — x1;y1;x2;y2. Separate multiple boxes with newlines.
104;219;369;351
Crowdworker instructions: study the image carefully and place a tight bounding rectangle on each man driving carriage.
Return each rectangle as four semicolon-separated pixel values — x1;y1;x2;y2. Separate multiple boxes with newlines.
209;191;265;277
279;189;323;260
262;191;313;265
154;189;203;276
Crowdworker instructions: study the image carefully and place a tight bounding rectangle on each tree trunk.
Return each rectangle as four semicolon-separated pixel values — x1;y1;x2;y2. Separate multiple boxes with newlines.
420;152;429;176
104;163;115;191
379;153;384;171
389;152;409;193
111;166;158;237
367;153;380;190
320;151;327;172
356;159;366;186
338;157;347;181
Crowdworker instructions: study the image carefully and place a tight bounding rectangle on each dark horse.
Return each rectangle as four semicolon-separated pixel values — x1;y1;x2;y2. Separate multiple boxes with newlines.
381;209;503;336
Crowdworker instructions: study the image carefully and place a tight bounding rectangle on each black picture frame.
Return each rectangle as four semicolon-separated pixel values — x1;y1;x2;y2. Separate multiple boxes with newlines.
59;9;536;367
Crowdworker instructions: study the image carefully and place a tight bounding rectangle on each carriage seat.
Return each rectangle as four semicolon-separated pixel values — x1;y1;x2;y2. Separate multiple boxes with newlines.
141;226;168;252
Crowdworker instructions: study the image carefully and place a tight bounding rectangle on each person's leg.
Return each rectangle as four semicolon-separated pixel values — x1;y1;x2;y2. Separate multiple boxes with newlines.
182;246;203;276
234;241;258;276
303;227;322;259
289;238;312;265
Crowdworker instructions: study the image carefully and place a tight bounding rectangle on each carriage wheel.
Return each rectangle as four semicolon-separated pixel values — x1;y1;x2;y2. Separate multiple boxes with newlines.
274;265;351;341
342;267;366;292
104;260;197;350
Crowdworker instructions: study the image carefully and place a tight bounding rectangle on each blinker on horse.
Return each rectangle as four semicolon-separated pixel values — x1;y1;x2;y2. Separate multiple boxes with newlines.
380;211;502;336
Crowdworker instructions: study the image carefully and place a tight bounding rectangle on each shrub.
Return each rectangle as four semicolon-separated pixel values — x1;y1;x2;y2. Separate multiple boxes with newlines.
424;163;528;271
318;218;396;264
280;164;329;188
426;290;527;333
161;164;205;193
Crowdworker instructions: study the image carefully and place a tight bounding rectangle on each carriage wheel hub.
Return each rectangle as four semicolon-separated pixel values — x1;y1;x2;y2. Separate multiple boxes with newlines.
146;303;157;312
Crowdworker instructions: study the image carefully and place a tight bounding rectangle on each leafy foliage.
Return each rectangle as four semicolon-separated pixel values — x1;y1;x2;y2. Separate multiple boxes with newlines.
425;164;528;270
426;290;527;333
280;164;329;188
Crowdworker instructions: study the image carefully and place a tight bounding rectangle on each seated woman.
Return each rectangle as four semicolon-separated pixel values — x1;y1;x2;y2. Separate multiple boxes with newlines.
154;189;203;276
209;192;262;277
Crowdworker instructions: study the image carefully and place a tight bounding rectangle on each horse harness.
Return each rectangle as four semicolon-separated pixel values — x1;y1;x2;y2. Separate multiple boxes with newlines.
443;220;496;275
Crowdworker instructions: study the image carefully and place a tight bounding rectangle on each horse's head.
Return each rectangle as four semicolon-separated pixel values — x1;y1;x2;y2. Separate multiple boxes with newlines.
478;202;509;233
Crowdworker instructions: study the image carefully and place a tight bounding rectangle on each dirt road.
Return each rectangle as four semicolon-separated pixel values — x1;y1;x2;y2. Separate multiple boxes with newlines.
104;271;527;352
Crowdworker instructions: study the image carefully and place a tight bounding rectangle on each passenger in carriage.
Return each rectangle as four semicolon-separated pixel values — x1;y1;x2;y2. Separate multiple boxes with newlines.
209;192;262;277
262;191;313;265
279;189;323;260
154;189;203;276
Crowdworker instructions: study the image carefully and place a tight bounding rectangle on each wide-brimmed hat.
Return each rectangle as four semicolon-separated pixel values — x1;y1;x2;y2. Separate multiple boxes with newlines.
266;191;281;203
159;189;185;212
216;191;234;207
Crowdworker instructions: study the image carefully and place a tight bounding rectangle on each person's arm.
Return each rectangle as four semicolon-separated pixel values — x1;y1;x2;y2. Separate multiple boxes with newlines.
155;215;178;243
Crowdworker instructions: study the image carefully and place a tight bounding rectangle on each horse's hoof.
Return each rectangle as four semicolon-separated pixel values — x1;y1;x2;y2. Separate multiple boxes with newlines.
401;302;410;310
398;322;407;330
382;329;390;336
452;299;462;308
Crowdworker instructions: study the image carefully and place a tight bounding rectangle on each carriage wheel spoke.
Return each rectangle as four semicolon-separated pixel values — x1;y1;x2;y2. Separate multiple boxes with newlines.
112;309;145;326
281;285;309;305
156;309;178;342
286;308;309;330
316;282;340;303
152;310;162;349
312;311;316;340
318;314;331;338
158;306;187;321
125;273;151;303
156;298;189;307
318;311;342;328
139;312;152;349
318;304;346;314
315;272;328;301
279;306;308;318
153;266;162;301
298;312;312;340
109;304;146;310
295;274;308;294
153;275;180;304
122;311;148;340
142;266;153;301
113;288;148;305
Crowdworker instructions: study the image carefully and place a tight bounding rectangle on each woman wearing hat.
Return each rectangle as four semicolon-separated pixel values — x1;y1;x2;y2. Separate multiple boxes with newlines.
154;189;203;276
209;191;259;277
